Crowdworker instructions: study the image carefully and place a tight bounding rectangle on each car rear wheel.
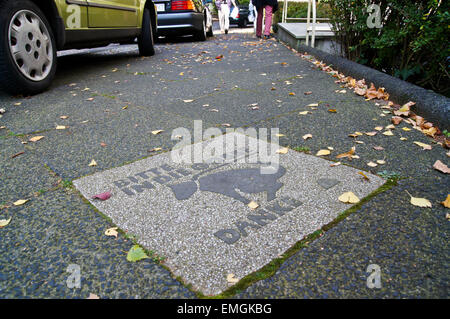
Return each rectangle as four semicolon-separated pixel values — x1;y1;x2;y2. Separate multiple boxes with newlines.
138;8;155;56
0;0;57;95
194;18;207;41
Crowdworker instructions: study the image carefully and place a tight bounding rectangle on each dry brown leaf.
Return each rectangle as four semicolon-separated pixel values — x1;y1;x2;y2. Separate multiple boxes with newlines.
276;148;288;154
87;293;100;299
382;130;394;136
433;160;450;174
151;130;164;135
302;134;312;140
441;195;450;208
336;147;355;160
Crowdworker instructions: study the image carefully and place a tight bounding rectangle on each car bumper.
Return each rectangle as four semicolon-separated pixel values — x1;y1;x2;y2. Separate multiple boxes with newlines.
157;12;203;35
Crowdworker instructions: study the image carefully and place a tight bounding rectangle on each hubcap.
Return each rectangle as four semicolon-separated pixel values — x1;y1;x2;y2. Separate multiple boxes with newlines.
8;10;53;82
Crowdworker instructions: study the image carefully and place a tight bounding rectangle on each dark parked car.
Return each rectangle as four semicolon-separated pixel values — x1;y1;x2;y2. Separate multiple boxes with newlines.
154;0;213;40
229;0;251;28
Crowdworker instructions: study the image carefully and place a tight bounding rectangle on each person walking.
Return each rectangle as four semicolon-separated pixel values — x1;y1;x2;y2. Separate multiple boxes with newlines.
252;0;278;39
216;0;237;34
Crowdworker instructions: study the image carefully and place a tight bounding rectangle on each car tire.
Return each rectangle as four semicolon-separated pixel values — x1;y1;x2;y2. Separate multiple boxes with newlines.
0;0;57;95
194;18;207;41
138;8;155;56
239;19;248;28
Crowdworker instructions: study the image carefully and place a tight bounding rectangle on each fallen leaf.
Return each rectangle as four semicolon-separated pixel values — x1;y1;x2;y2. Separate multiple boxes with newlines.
373;146;384;151
406;191;432;208
376;160;386;165
304;91;312;95
92;192;111;201
307;103;319;107
365;132;377;136
441;195;450;208
183;99;194;103
88;159;97;167
127;245;148;262
382;130;394;136
358;172;370;181
227;274;239;284
151;130;164;135
87;293;100;299
402;127;412;132
374;126;384;131
330;162;341;167
303;134;312;140
56;125;67;130
391;116;403;125
0;218;12;228
328;109;337;113
289;92;295;96
316;149;331;156
13;199;28;206
105;227;118;238
29;136;44;142
60;115;69;120
336;147;355;160
276;148;288;154
149;147;162;152
400;137;408;141
433;160;450;174
248;201;259;209
299;111;310;115
367;162;378;167
413;141;432;150
338;192;360;204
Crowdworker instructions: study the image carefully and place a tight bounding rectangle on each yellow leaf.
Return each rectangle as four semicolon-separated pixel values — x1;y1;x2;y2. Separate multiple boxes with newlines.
336;147;355;160
151;130;164;135
276;148;288;154
338;192;360;204
302;134;312;140
406;191;431;207
441;195;450;208
413;141;431;150
183;99;194;103
56;125;67;130
105;227;118;238
400;137;408;141
88;159;97;167
316;149;331;156
275;133;285;137
13;199;28;206
29;136;44;142
299;111;310;115
402;127;412;131
382;130;394;136
227;274;239;284
376;160;386;165
307;103;319;107
374;126;384;131
0;218;12;228
367;162;378;167
248;201;259;209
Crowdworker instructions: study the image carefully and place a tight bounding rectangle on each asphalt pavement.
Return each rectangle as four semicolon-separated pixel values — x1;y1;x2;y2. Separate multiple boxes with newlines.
0;25;448;298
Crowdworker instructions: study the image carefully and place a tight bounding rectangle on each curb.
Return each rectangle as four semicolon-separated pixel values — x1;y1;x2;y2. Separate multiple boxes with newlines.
287;42;450;130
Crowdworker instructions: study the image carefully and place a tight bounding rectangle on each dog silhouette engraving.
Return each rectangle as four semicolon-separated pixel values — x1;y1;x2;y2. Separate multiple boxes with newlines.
168;166;286;205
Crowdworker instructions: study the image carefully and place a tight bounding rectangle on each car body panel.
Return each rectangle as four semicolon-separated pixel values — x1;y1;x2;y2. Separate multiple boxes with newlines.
154;0;212;36
87;0;139;28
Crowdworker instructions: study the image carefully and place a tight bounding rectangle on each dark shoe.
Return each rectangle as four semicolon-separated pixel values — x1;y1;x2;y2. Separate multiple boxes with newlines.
263;34;271;40
225;29;228;34
256;34;262;38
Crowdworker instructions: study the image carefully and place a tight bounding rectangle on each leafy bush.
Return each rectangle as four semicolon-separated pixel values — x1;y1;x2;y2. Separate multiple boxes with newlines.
322;0;450;96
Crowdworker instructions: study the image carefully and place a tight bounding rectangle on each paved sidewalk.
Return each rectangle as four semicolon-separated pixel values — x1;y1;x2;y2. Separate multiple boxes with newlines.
0;31;448;298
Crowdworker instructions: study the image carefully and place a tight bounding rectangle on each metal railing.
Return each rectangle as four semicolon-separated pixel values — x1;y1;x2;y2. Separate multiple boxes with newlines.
281;0;329;48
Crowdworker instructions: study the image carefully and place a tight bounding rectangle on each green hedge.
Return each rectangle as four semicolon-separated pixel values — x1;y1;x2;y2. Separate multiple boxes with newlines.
323;0;450;97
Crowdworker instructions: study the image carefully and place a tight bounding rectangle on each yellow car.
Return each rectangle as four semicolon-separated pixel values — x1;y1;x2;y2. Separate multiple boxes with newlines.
0;0;158;95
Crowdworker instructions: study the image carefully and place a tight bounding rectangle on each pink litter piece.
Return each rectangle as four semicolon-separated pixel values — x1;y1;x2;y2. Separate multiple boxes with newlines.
92;191;111;201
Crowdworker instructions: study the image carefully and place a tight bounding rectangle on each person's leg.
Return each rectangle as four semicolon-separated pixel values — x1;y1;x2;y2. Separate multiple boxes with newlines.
218;7;225;32
256;6;263;37
263;5;273;36
223;4;230;33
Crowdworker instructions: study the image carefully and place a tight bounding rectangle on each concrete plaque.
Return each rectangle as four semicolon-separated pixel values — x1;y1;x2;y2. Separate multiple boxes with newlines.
74;132;384;295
